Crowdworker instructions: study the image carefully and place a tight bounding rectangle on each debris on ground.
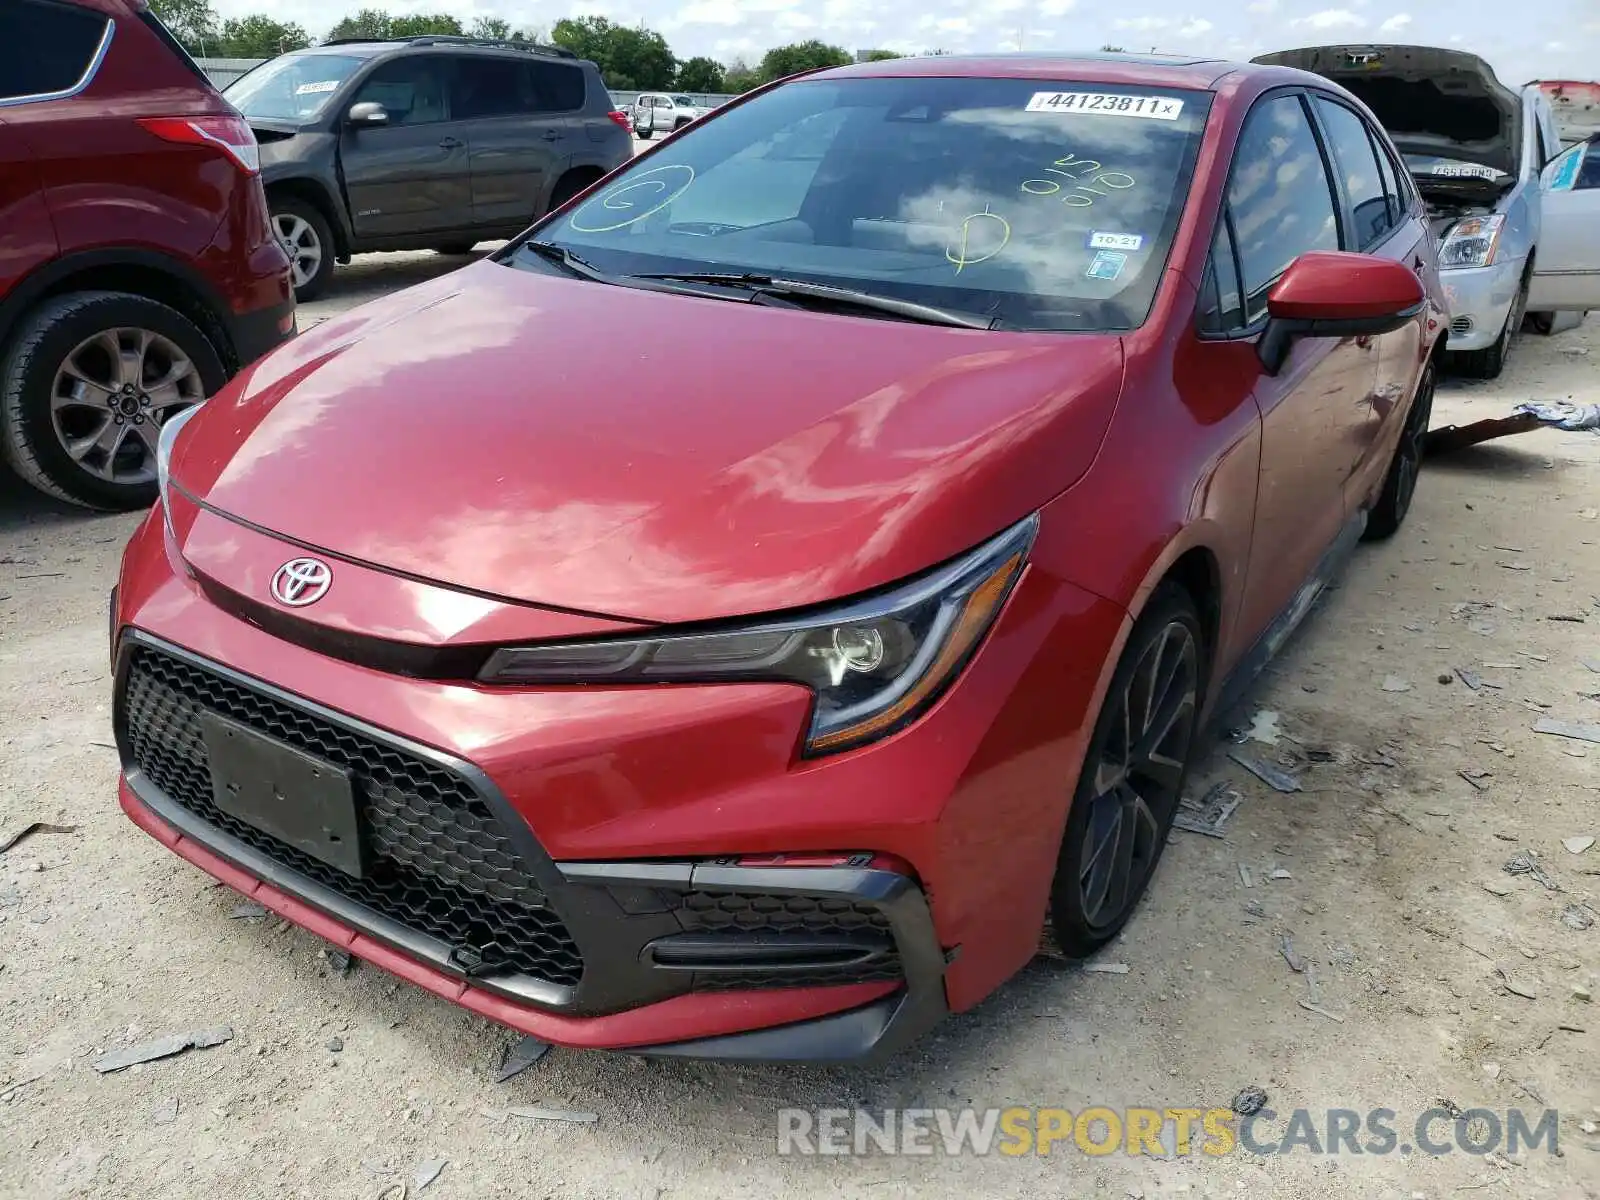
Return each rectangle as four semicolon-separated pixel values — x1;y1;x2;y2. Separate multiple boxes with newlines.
0;822;78;855
1381;675;1412;692
482;1106;600;1125
413;1159;448;1192
1174;783;1243;839
1483;880;1514;897
326;1037;343;1053
1238;864;1255;888
1573;983;1594;1003
1456;667;1484;691
1231;1085;1267;1115
92;1026;233;1073
1562;836;1595;855
322;947;353;976
1297;999;1345;1023
496;1036;552;1083
1533;718;1600;745
1513;400;1600;431
150;1097;179;1126
1243;710;1281;745
1458;769;1492;792
1280;935;1306;973
230;903;268;920
1270;868;1292;881
1424;411;1543;455
1495;967;1538;1000
1081;962;1131;975
1228;750;1302;793
1563;905;1596;931
1504;850;1561;891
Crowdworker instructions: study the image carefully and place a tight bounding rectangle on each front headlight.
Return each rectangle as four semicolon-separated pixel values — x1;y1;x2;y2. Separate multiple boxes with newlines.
1438;214;1506;270
479;515;1038;756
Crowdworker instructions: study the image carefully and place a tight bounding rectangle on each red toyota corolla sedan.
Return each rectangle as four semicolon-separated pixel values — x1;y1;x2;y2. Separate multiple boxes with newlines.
112;52;1446;1063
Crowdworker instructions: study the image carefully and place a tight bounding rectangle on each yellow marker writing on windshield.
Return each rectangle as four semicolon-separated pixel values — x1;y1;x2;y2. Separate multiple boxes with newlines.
946;206;1011;274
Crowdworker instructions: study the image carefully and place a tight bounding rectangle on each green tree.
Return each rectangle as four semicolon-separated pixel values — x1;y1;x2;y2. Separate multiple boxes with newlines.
723;58;760;93
675;56;725;93
758;40;851;82
860;49;900;61
389;13;463;37
470;15;511;39
218;15;310;57
148;0;218;53
551;17;675;89
326;9;393;40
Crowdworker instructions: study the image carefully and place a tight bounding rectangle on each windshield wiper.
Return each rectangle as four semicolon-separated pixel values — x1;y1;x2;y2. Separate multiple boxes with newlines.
630;272;999;330
519;241;617;284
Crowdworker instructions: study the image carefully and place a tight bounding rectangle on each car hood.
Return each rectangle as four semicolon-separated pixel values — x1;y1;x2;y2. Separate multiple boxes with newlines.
172;261;1125;626
1253;44;1521;179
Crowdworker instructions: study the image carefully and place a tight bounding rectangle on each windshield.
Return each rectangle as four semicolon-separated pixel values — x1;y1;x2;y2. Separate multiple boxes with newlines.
523;76;1211;332
225;54;365;122
673;95;696;106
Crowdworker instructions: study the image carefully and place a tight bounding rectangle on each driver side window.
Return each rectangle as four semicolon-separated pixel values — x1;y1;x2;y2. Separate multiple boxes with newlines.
351;58;449;127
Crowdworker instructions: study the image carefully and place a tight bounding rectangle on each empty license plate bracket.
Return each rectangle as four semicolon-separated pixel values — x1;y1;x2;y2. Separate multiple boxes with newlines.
200;710;366;878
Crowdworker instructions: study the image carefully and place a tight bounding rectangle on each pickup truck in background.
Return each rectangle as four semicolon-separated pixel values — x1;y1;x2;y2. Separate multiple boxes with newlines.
630;93;707;139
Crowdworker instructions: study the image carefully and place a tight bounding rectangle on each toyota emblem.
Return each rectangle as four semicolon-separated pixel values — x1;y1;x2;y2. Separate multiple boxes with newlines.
270;557;332;607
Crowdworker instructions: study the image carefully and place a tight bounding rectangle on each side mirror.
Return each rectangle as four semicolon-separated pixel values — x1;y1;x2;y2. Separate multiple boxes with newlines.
346;102;389;128
1258;251;1425;375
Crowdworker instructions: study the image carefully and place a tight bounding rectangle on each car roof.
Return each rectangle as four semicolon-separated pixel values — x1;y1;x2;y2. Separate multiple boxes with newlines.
817;51;1245;90
293;39;588;65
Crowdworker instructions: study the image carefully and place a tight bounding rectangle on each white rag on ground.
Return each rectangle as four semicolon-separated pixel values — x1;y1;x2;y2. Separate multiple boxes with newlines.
1512;401;1600;431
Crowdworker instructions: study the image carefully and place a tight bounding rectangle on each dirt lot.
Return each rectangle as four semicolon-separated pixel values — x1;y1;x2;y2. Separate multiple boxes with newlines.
1;258;1597;1199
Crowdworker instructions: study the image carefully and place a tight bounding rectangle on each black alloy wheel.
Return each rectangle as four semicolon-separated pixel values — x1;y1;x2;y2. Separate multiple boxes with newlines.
1050;586;1203;956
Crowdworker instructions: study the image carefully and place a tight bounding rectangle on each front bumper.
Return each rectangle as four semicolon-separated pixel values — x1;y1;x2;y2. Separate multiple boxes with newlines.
114;631;949;1062
1439;260;1522;351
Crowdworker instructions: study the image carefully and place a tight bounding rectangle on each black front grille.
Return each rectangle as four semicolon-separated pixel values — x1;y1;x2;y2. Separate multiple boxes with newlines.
677;890;901;990
120;647;584;988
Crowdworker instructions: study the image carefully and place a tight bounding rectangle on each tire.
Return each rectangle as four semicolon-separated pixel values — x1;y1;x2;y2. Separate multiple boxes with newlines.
433;242;479;256
547;172;599;213
0;291;225;510
1362;359;1436;541
270;196;335;302
636;127;653;140
1526;311;1555;336
1449;279;1526;380
1048;584;1205;958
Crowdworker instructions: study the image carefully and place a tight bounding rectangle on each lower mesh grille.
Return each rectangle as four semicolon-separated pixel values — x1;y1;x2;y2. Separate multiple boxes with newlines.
676;890;901;989
119;646;584;988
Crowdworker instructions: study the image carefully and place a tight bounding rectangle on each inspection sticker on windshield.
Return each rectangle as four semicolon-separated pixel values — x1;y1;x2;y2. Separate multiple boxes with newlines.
1089;232;1144;252
1086;250;1128;280
1026;92;1184;120
295;80;340;95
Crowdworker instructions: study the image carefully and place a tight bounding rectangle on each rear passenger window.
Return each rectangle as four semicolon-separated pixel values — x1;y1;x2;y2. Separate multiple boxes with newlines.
528;62;585;112
1227;94;1341;324
0;0;107;103
1314;97;1395;248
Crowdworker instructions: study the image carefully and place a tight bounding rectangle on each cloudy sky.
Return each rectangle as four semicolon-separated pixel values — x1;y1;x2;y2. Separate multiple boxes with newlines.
218;0;1598;85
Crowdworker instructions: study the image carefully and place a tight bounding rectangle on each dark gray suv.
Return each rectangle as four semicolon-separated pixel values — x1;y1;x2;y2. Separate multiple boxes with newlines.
223;36;634;299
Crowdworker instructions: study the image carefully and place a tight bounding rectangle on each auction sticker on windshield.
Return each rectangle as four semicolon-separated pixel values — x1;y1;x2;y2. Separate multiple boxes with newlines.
1026;93;1184;120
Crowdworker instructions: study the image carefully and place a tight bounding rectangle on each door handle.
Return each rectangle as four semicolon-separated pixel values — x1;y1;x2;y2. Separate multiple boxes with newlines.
438;136;464;149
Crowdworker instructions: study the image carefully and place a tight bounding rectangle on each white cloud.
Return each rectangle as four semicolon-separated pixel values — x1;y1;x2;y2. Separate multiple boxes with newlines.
1039;0;1077;15
1178;17;1213;36
1378;13;1412;33
1113;16;1171;31
1246;0;1278;11
1296;9;1366;30
1544;40;1565;50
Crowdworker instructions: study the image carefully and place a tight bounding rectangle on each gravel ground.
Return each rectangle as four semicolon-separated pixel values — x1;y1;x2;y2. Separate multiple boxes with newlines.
1;260;1597;1200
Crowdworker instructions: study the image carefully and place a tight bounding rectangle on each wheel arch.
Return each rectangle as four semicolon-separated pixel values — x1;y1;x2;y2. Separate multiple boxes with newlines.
265;177;350;259
546;164;609;214
1114;535;1231;721
0;249;238;371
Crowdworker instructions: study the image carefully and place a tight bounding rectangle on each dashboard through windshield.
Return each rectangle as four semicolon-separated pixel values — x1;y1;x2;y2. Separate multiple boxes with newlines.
520;76;1212;332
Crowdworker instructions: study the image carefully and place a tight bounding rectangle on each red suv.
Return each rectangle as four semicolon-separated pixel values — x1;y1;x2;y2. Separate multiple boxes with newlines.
0;0;294;510
113;54;1446;1062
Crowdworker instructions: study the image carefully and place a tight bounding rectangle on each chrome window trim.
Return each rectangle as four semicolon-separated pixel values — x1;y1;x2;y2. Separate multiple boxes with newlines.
0;12;115;109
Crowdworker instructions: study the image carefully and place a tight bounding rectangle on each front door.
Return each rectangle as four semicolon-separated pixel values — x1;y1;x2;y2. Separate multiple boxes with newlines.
1215;92;1376;649
1309;94;1432;503
339;56;473;240
451;55;573;228
1529;138;1600;311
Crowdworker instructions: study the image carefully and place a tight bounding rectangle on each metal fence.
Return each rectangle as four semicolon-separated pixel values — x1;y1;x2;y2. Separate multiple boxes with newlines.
197;58;737;111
